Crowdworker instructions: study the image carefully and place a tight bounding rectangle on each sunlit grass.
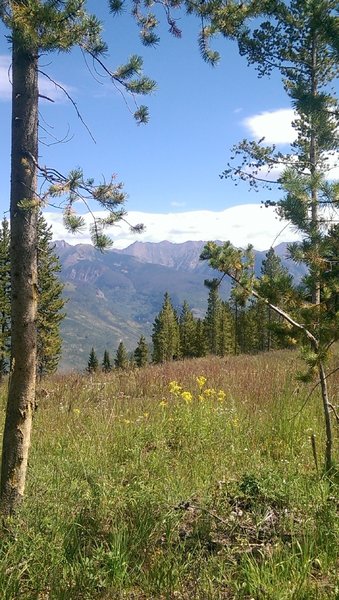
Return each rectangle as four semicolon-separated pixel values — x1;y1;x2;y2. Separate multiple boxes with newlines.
0;350;338;598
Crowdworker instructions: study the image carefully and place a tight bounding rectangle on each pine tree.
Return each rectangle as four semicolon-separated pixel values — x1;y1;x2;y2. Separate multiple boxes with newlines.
0;218;11;380
0;215;65;379
218;301;233;356
0;0;157;513
204;280;222;355
194;319;207;358
257;248;295;352
240;300;262;354
204;281;235;356
36;214;66;378
247;299;266;353
102;349;112;373
205;0;338;471
228;245;255;355
229;293;249;355
179;301;197;359
134;335;149;368
86;348;98;374
152;293;180;363
115;341;128;370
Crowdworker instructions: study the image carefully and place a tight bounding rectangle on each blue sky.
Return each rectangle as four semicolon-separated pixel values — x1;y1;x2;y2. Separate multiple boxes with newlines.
0;3;337;249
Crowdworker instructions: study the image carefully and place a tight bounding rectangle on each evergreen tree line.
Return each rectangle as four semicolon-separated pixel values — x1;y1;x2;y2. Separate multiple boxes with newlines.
0;214;65;380
152;247;297;362
87;336;149;374
88;247;297;371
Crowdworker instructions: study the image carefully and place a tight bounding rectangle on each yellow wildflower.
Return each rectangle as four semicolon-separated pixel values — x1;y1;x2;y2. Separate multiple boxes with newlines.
181;391;193;403
203;388;216;399
196;376;207;389
169;380;182;395
73;408;80;416
159;400;168;407
217;390;226;402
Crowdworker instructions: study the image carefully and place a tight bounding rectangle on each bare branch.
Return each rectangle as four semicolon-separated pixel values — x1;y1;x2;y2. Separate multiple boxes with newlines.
38;69;96;143
39;94;54;102
224;270;318;349
328;403;339;425
290;365;339;421
83;50;139;114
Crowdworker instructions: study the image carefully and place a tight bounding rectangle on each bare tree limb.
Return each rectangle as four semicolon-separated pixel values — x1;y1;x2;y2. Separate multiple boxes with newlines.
38;69;96;143
223;270;319;349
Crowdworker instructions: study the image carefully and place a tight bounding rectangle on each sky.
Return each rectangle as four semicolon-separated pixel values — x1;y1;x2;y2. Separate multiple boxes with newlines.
0;2;338;250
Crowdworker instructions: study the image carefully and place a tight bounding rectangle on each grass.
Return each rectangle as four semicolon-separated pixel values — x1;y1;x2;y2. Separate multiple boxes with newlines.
0;350;338;599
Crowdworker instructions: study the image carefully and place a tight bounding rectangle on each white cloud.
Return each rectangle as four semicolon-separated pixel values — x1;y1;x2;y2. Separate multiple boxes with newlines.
44;204;301;251
170;200;186;208
243;108;296;144
243;108;339;181
324;152;339;181
0;55;12;101
0;54;75;102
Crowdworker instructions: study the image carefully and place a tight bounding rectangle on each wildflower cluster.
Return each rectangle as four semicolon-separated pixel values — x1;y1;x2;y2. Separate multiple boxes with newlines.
198;388;227;403
196;376;207;390
168;380;192;404
167;377;227;405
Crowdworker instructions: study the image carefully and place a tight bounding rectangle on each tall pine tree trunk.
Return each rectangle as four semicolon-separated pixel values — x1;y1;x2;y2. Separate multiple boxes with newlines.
318;361;333;473
0;36;38;515
310;34;321;308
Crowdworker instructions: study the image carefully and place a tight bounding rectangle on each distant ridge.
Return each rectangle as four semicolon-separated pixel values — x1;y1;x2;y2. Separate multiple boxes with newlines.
117;240;207;270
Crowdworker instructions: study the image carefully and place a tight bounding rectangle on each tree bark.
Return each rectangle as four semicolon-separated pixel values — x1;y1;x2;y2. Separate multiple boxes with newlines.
0;37;38;515
318;361;333;473
310;33;321;307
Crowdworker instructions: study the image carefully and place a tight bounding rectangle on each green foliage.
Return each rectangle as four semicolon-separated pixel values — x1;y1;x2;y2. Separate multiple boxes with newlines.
201;0;339;471
219;1;338;195
0;351;337;597
115;341;128;369
202;242;255;306
0;214;65;378
179;301;197;359
133;105;150;125
37;214;66;377
204;281;221;355
259;248;294;304
52;171;137;250
147;254;297;366
194;318;207;358
134;335;149;368
102;349;112;373
86;347;98;373
51;168;147;249
256;248;296;351
1;0;158;256
203;283;233;356
152;293;180;363
3;0;107;55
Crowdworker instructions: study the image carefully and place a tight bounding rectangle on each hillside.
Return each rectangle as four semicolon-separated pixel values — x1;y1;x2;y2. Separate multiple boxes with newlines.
0;352;337;598
57;241;216;370
56;240;305;371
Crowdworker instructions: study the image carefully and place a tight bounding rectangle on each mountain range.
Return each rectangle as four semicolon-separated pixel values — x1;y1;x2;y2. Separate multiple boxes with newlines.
55;239;304;371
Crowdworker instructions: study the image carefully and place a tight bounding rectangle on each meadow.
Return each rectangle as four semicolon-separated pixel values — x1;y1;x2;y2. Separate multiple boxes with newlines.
0;350;338;599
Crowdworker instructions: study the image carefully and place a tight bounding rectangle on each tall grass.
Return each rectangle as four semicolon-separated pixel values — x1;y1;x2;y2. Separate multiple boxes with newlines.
0;350;338;599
